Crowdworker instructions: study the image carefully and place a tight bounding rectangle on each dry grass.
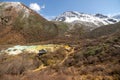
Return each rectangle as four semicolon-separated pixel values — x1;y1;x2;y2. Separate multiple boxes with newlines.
0;34;120;80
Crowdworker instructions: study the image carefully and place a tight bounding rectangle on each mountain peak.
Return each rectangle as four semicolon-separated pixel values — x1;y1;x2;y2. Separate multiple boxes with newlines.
0;2;31;18
95;13;108;18
0;2;22;7
63;11;83;15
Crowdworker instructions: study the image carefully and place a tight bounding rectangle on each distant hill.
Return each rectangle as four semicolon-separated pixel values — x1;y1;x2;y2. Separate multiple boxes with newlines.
0;2;58;44
86;22;120;38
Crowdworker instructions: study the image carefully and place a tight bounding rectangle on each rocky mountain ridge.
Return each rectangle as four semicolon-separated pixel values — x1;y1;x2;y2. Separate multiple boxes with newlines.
54;11;119;27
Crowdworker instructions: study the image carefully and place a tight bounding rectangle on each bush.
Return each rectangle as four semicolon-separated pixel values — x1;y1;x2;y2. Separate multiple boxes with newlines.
0;53;41;75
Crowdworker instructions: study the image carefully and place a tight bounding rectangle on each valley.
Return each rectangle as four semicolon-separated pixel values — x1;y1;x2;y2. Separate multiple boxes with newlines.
0;2;120;80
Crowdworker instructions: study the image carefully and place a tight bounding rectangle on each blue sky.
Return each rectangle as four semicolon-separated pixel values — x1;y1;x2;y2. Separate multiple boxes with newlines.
2;0;120;19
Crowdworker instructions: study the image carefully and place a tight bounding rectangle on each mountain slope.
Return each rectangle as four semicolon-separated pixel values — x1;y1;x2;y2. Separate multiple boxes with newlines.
0;2;58;44
86;22;120;38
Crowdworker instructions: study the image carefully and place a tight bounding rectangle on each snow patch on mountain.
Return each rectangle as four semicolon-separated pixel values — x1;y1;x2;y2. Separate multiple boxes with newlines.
0;2;30;18
112;14;120;20
54;11;118;26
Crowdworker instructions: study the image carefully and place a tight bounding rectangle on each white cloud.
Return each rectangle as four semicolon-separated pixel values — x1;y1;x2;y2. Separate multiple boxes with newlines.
29;3;45;12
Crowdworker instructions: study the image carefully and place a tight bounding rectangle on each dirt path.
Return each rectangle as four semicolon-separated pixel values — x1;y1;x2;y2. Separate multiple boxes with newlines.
32;64;47;72
59;48;74;65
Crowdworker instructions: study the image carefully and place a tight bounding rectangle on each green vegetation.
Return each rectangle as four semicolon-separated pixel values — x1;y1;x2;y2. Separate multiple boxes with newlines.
84;46;102;56
69;24;85;39
54;22;69;36
64;34;120;79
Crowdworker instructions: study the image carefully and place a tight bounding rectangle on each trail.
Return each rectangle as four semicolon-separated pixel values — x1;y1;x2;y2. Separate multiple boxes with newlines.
32;64;47;72
59;48;74;65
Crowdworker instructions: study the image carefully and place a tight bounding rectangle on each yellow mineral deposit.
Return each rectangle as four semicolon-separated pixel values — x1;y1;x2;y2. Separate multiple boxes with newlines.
2;44;73;55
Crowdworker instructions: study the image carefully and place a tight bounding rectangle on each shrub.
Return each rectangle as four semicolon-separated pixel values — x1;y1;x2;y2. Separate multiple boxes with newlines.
0;53;41;75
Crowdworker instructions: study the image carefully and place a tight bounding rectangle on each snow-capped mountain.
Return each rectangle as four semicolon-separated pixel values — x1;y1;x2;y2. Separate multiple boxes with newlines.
54;11;118;26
